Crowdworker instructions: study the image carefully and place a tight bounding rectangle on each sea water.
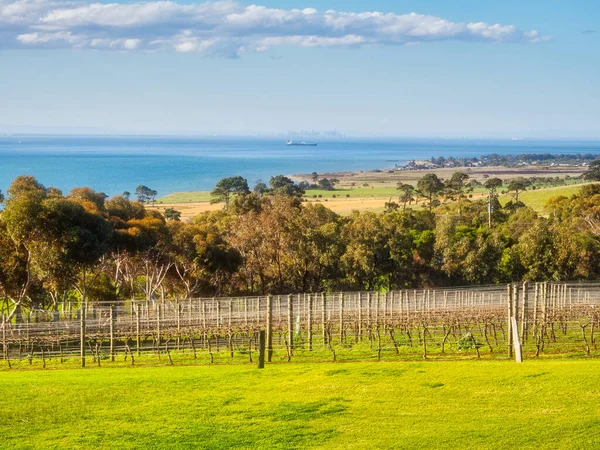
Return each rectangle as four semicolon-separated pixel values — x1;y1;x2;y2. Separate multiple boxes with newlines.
0;135;599;197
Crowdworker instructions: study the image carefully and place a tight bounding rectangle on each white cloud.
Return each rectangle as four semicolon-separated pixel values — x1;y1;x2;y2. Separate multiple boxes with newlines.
0;0;550;55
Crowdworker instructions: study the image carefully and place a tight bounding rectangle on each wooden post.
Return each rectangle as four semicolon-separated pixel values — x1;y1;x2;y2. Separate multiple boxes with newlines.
216;300;221;329
266;296;273;362
358;292;363;340
109;305;115;362
287;294;293;355
507;285;513;358
321;293;327;345
533;283;539;326
511;317;523;363
520;282;528;344
339;293;344;343
512;283;519;328
80;303;86;368
256;298;260;326
367;292;372;329
156;303;161;350
2;314;6;363
257;330;266;369
307;294;313;351
176;300;181;350
136;304;141;356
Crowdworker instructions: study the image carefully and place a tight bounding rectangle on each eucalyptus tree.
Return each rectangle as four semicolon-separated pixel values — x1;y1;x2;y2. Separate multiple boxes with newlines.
416;173;444;211
396;183;415;210
210;176;250;205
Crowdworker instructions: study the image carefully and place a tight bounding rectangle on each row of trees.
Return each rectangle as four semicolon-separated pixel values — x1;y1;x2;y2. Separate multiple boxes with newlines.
1;166;600;320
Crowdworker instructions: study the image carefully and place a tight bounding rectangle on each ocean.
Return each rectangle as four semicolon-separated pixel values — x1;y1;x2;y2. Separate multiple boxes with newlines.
1;136;599;197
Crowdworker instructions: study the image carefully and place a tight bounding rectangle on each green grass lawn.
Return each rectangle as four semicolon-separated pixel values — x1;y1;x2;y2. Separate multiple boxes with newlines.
1;359;599;449
499;183;588;212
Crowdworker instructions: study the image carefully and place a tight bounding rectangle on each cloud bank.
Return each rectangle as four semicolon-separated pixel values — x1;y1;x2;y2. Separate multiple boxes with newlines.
0;0;550;55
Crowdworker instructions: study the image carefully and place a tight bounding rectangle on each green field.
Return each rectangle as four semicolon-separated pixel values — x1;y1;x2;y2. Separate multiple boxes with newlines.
158;191;213;203
499;184;587;212
1;360;599;449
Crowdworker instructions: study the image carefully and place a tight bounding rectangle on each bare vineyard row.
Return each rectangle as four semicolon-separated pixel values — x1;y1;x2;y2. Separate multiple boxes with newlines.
2;282;600;368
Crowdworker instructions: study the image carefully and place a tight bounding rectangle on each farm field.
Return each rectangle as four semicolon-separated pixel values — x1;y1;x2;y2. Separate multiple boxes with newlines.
498;183;589;211
1;360;599;449
154;181;593;219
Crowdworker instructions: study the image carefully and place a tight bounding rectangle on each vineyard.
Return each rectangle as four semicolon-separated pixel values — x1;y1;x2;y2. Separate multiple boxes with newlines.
2;282;600;369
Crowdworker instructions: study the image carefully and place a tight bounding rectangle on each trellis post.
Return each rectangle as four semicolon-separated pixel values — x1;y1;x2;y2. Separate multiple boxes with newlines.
266;296;273;362
109;305;115;362
506;285;513;358
287;294;294;355
80;302;86;368
307;294;313;351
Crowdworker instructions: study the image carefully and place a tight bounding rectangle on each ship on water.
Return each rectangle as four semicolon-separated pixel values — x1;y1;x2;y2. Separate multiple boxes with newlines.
286;140;317;146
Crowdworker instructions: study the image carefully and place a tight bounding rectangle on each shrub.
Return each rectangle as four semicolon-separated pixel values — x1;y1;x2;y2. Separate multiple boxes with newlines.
456;333;483;352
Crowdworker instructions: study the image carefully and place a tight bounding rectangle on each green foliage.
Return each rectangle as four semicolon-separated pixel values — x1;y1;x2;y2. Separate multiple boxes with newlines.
135;185;157;204
210;176;250;205
456;332;483;351
417;173;444;211
1;174;600;310
163;208;181;221
583;159;600;181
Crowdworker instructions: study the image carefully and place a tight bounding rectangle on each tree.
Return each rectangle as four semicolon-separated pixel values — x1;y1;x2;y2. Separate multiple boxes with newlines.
317;178;335;191
311;172;319;182
122;191;131;200
67;187;108;214
135;185;157;204
210;176;250;205
269;175;304;197
444;172;470;200
0;176;48;321
507;178;529;203
396;183;415;210
583;159;600;181
417;174;444;211
483;178;503;227
164;208;181;221
253;182;269;196
483;178;503;193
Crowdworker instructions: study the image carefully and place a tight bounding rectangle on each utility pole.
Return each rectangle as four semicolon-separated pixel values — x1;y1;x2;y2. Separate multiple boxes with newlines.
488;190;492;228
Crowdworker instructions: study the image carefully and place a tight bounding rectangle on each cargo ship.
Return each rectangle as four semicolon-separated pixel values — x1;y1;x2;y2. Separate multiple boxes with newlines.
286;140;318;146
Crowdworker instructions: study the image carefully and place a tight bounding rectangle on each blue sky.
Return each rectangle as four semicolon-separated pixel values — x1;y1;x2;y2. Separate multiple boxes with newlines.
0;0;599;137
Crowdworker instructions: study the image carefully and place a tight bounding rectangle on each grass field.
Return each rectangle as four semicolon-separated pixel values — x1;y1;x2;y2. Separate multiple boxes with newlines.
499;183;589;212
154;180;594;220
1;360;599;449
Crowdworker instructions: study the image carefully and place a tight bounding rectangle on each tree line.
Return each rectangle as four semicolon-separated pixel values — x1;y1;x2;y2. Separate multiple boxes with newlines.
1;163;600;320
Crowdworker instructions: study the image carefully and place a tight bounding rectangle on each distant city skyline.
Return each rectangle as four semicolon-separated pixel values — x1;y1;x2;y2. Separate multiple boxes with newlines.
1;0;599;138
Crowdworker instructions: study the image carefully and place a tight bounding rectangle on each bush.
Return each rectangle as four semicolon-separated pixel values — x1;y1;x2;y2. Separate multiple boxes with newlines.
346;194;350;198
456;333;483;351
318;194;322;198
332;194;337;198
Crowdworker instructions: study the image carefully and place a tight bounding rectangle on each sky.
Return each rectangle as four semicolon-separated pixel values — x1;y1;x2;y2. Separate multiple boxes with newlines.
0;0;599;138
